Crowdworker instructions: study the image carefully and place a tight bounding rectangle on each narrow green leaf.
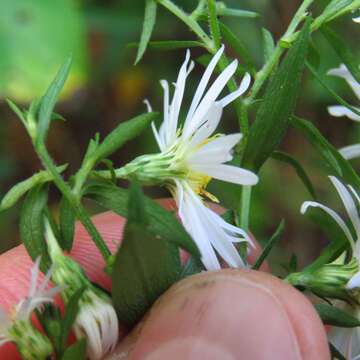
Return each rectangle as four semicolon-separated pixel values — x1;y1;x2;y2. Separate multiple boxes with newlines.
219;22;256;73
128;40;204;50
59;196;76;252
112;182;180;328
61;338;87;360
0;165;67;211
321;24;360;84
208;0;221;48
20;184;51;272
37;56;72;143
306;61;360;117
198;8;259;19
84;183;199;257
59;288;85;354
180;256;205;278
314;303;360;327
252;219;285;270
313;0;352;27
242;17;310;171
308;38;321;69
6;99;26;124
271;151;316;198
94;112;158;164
329;342;347;360
262;28;275;63
135;0;157;65
291;116;360;188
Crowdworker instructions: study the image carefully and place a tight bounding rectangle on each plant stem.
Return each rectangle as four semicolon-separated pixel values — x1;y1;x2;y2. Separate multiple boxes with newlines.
36;143;111;260
239;185;252;232
190;0;207;20
156;0;214;50
246;0;313;103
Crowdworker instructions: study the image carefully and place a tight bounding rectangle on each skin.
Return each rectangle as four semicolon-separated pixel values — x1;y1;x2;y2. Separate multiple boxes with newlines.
0;199;330;360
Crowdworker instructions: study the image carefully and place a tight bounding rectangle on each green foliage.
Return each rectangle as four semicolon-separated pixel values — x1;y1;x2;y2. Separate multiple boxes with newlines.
129;40;204;50
84;182;200;257
262;28;275;63
243;17;310;172
61;338;87;360
37;56;72;144
252;219;285;270
135;0;157;64
321;24;360;84
291;116;360;187
20;184;51;272
59;196;76;253
314;303;360;327
180;256;205;278
112;181;181;328
271;151;316;198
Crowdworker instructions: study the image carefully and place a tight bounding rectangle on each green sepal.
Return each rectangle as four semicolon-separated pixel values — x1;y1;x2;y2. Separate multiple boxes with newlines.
20;184;51;272
61;338;87;360
314;303;360;327
84;183;199;257
135;0;157;64
242;17;310;172
112;181;181;328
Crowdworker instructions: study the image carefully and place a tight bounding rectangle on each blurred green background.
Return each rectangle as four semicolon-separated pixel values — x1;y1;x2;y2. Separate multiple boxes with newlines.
1;0;359;275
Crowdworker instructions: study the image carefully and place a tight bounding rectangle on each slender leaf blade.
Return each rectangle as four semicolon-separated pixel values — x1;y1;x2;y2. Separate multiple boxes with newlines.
243;18;310;171
95;112;158;164
271;151;316;198
135;0;157;65
321;24;360;84
314;303;360;327
84;183;200;257
112;182;180;328
61;338;87;360
59;196;76;252
262;28;275;63
20;184;51;272
37;56;72;143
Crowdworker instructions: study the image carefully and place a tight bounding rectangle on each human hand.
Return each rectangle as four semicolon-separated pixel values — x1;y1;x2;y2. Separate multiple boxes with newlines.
0;200;330;360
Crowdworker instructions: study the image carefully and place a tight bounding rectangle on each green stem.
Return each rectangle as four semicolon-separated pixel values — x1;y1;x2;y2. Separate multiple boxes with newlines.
156;0;214;50
239;185;252;232
190;0;207;20
208;0;221;49
36;143;111;260
246;0;313;103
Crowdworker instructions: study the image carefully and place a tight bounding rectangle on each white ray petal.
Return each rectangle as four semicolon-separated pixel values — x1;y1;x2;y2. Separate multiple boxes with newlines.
29;257;41;298
328;105;360;122
191;163;258;185
339;144;360;160
328;326;352;358
168;50;192;144
347;271;360;289
350;327;360;360
187;102;223;150
218;72;251;107
143;99;152;112
151;121;165;151
327;64;360;101
183;45;225;132
188;133;242;165
301;201;355;249
329;176;360;242
183;59;239;139
159;79;170;148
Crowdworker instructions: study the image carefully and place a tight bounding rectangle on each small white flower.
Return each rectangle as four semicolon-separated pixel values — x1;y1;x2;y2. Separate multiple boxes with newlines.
353;16;360;23
143;46;258;270
45;219;119;360
301;177;360;358
327;64;360;159
0;257;66;359
73;288;119;360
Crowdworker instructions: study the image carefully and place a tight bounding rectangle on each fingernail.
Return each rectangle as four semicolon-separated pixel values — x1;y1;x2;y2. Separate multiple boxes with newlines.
144;338;235;360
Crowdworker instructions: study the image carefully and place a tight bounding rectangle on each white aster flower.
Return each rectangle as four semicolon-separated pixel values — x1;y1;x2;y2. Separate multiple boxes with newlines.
301;176;360;358
354;16;360;23
0;257;66;359
45;219;119;360
128;46;259;270
327;64;360;160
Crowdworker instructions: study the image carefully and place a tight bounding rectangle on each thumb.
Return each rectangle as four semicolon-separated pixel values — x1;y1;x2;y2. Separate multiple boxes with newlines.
108;269;330;360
